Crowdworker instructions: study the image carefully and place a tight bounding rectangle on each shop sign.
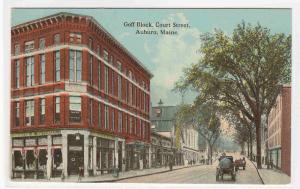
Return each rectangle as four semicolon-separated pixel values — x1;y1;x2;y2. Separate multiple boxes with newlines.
11;130;60;138
53;136;62;145
13;139;24;147
25;138;36;146
69;146;83;151
38;137;47;145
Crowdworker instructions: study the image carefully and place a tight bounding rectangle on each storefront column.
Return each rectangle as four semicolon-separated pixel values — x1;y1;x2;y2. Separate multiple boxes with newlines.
92;137;97;175
62;133;68;177
46;135;52;179
114;138;118;169
148;147;151;168
83;134;89;177
122;141;125;171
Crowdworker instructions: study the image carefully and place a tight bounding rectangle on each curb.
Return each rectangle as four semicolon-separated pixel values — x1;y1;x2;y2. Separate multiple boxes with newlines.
83;164;204;183
250;160;265;185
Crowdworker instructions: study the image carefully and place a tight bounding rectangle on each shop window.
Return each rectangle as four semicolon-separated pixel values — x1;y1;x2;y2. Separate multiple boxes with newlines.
25;150;36;170
13;151;23;170
53;148;63;169
38;149;47;170
69;50;82;82
25;40;34;53
100;139;115;170
69;96;81;123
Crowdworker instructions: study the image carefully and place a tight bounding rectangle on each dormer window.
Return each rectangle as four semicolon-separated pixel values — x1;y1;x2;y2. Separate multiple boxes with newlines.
69;32;82;44
25;41;34;53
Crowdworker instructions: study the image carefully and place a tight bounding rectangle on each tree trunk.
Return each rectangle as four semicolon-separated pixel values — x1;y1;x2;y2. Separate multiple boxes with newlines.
255;115;262;169
209;144;213;165
247;140;250;157
250;133;253;161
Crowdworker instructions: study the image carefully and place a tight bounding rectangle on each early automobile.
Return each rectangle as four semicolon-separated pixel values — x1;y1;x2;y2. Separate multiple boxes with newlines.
216;156;236;181
234;157;246;170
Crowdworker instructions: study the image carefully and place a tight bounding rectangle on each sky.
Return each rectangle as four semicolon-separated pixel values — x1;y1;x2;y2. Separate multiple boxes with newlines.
11;8;292;107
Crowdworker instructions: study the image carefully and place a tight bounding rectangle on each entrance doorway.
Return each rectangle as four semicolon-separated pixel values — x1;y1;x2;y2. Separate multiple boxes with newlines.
67;134;84;175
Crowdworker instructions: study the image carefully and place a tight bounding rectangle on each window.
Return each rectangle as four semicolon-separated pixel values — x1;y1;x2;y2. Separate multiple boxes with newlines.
125;114;128;133
40;98;45;124
104;66;108;93
98;62;101;89
55;97;60;123
25;41;34;53
144;93;146;111
103;50;109;62
40;54;45;84
90;99;93;126
54;34;60;45
26;56;34;87
117;61;122;72
118;75;121;99
129;116;132;134
39;38;45;49
118;112;122;133
88;38;93;49
140;120;142;138
128;83;132;105
111;71;114;95
15;44;20;55
25;100;34;126
54;51;60;81
69;96;81;123
98;103;101;128
15;60;20;88
15;102;20;127
89;55;93;85
110;55;114;65
97;45;100;56
69;50;82;82
112;110;115;131
104;105;109;129
134;118;137;135
69;32;82;43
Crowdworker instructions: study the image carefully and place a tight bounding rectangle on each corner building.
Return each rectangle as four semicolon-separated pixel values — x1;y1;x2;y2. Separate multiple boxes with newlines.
10;12;152;179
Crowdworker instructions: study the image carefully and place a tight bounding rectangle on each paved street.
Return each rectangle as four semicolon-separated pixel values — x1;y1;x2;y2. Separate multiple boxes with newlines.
117;154;263;184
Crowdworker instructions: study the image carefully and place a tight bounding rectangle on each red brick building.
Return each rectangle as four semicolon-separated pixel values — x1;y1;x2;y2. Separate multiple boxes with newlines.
10;12;152;179
267;85;291;176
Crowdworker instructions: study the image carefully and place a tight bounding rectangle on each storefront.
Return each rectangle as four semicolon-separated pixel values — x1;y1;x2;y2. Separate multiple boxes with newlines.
11;130;125;179
125;142;150;171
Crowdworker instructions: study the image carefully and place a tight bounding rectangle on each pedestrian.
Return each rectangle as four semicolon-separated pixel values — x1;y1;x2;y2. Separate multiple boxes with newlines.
78;166;84;182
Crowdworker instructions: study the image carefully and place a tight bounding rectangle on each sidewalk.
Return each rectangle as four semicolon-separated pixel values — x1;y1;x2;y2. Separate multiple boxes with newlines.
251;161;290;185
13;163;203;183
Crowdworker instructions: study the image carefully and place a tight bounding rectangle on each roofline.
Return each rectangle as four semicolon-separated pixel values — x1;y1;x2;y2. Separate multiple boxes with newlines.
12;12;153;78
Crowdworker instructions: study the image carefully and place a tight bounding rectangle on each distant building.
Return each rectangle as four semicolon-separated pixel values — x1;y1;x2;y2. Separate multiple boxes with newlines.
267;85;291;176
150;102;201;165
150;131;173;168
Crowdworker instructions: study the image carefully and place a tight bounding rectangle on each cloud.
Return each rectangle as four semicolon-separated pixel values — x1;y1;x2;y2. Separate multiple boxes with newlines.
149;13;201;106
119;32;130;39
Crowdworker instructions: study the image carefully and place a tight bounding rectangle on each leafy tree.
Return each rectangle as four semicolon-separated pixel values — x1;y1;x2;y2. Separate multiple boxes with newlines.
174;22;291;168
